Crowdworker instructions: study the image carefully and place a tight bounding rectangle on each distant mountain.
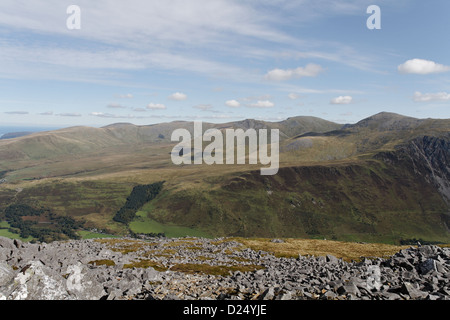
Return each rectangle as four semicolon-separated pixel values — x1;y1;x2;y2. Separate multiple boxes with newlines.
350;112;423;130
0;131;33;139
0;117;343;162
0;113;449;244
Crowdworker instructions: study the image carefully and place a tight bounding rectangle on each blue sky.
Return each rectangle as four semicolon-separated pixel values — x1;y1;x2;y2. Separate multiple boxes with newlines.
0;0;449;127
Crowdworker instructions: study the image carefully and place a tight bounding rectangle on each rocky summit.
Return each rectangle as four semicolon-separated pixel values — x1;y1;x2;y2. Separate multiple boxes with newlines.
0;236;449;300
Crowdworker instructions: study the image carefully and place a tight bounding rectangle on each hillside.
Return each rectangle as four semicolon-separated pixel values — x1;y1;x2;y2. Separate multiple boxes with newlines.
0;112;449;244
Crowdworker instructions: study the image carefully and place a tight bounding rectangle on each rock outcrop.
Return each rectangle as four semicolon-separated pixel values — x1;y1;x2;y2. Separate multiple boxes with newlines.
0;236;449;300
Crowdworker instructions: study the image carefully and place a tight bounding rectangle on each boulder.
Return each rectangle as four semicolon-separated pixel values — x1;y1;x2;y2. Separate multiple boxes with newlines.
0;262;15;287
337;284;361;297
418;258;437;275
65;262;106;300
1;260;70;300
258;287;275;300
400;282;428;300
0;236;15;250
326;254;339;264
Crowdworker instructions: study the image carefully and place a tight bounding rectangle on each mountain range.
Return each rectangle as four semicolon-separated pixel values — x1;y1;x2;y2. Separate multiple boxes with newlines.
0;112;449;244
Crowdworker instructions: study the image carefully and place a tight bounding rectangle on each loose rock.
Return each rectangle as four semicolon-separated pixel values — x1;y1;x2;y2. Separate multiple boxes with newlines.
0;236;449;300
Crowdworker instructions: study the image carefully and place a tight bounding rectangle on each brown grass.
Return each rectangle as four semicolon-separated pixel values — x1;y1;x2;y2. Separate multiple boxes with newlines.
233;238;410;262
94;238;148;254
88;259;116;267
169;263;264;276
123;259;167;271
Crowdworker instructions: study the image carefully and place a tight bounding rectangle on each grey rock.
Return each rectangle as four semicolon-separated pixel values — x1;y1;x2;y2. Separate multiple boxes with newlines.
326;254;339;264
417;245;436;258
13;238;23;249
392;257;415;271
0;262;15;287
321;290;338;300
65;262;106;300
378;291;402;300
258;287;275;300
0;236;449;300
401;282;428;300
2;260;70;300
316;256;327;264
419;258;437;275
143;267;162;282
277;291;293;300
270;239;284;243
0;236;15;250
435;261;448;274
337;284;361;297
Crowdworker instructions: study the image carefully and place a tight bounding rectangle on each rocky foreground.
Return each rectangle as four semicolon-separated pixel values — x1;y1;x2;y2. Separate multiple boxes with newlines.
0;236;449;300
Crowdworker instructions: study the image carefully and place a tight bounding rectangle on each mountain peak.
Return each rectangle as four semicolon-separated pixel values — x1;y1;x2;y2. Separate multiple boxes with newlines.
352;112;422;130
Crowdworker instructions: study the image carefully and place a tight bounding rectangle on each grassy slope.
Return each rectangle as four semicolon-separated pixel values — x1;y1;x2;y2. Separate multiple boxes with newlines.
147;159;449;244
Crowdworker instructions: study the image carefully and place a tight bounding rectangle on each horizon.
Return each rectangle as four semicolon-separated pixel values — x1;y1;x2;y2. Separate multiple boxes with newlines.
1;110;449;132
1;1;449;127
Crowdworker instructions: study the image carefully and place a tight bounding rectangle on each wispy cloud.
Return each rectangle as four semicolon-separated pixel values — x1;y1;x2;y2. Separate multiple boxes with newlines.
413;91;450;102
90;112;123;118
146;103;167;110
117;94;133;99
288;93;300;100
264;64;325;81
4;111;29;115
193;104;214;111
0;0;385;87
247;100;275;108
57;113;82;117
107;103;127;109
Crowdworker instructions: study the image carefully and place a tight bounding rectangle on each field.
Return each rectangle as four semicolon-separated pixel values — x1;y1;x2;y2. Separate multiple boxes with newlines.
129;210;211;238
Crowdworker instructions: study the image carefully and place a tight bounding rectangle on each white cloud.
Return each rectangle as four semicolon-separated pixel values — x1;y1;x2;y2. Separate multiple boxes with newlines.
90;112;135;119
247;100;275;108
398;59;450;75
225;100;241;108
330;96;353;104
288;93;300;100
146;103;167;110
0;1;385;89
264;64;324;81
413;91;450;102
91;112;115;118
38;111;53;116
169;92;187;101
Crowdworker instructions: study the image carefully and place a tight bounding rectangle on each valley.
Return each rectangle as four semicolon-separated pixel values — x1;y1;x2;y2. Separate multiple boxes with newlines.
0;112;449;245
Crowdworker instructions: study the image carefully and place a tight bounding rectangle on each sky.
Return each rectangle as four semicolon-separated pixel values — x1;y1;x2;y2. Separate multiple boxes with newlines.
0;0;450;128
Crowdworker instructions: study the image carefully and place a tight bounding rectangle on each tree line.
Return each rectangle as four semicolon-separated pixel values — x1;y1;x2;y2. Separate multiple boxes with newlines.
113;181;165;225
2;204;83;242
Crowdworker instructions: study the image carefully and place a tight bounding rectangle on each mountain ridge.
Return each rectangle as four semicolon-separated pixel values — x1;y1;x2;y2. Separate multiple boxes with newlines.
0;112;449;244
